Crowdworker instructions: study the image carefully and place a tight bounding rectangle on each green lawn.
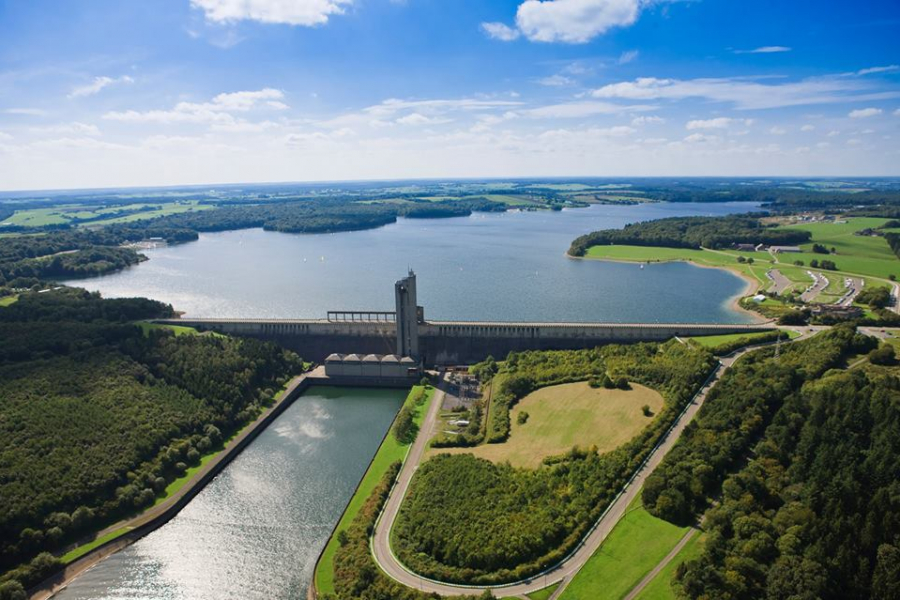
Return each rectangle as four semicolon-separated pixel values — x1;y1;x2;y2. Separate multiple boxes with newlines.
0;295;18;307
633;533;706;600
314;385;436;596
583;245;768;289
4;201;212;229
60;526;133;564
559;494;690;600
687;329;798;350
525;582;561;600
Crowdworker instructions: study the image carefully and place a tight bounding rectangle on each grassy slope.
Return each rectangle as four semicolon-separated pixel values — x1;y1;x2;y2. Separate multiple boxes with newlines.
687;329;798;349
314;385;436;596
5;201;211;229
559;494;689;600
435;382;663;469
0;295;18;307
633;533;706;600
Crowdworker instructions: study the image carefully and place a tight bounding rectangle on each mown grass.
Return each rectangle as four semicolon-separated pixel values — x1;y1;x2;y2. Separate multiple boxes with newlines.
526;582;561;600
314;385;436;597
633;533;706;600
5;201;212;229
436;381;663;468
687;329;798;350
559;494;690;600
0;295;18;307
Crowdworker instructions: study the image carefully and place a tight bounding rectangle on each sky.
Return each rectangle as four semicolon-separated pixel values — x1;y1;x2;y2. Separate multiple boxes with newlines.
0;0;899;191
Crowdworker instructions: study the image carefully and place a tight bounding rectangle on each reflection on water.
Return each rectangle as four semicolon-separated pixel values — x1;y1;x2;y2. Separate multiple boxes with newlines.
52;387;405;600
64;202;760;323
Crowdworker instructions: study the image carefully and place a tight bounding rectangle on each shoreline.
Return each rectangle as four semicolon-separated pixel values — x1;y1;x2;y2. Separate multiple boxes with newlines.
565;251;766;324
28;372;317;600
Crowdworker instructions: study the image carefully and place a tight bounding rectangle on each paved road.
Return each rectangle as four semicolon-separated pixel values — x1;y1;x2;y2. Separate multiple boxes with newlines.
800;270;829;302
370;342;789;597
766;269;792;295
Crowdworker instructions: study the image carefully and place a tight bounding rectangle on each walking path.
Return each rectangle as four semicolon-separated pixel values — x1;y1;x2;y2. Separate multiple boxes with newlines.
621;528;698;600
370;337;799;597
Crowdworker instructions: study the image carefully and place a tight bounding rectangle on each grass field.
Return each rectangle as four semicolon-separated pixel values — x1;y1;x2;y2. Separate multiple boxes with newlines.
435;381;663;469
60;526;133;563
138;322;202;337
314;385;436;596
0;295;18;307
559;494;691;600
687;329;798;350
525;582;561;600
4;201;212;229
633;533;706;600
583;245;769;289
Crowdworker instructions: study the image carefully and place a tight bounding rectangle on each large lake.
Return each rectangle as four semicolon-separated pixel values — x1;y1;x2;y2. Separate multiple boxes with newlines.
65;202;760;323
52;387;406;600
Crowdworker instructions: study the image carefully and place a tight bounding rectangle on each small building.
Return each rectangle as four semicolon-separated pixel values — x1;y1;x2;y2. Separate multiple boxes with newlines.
734;243;757;252
811;305;863;319
325;353;345;376
342;353;362;377
362;354;382;377
770;246;802;254
323;352;419;379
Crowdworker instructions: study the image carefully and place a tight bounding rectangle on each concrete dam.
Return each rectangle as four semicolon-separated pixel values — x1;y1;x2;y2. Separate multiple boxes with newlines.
159;272;773;365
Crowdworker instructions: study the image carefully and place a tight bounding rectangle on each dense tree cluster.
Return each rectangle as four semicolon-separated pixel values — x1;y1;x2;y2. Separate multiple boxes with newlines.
393;342;715;584
857;286;892;309
0;291;304;590
675;366;900;600
326;463;482;600
568;215;811;256
642;326;876;525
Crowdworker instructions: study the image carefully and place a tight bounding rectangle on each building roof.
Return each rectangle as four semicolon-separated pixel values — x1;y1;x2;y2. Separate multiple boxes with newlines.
381;354;400;364
343;353;361;362
325;353;344;362
400;356;417;364
362;354;383;363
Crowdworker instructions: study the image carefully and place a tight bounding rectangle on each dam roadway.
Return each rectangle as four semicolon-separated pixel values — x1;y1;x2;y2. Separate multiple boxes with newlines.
157;318;773;365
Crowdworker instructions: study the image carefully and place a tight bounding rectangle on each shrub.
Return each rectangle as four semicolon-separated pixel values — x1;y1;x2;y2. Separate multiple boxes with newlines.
517;412;529;425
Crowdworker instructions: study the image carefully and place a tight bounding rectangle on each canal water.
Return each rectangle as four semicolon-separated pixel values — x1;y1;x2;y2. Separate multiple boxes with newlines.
52;386;406;600
64;201;760;323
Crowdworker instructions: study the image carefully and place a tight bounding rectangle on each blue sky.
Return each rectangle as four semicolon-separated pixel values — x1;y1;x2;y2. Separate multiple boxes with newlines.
0;0;899;190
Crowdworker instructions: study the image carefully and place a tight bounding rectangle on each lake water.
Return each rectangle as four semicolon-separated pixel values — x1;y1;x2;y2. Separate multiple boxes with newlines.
65;202;760;323
51;387;406;600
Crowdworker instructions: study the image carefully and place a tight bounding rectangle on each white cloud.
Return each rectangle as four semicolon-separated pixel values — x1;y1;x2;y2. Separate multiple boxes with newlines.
848;107;883;118
0;131;12;141
847;138;862;146
104;88;287;125
190;0;352;27
734;46;792;54
854;65;900;76
4;108;48;116
684;133;718;143
32;122;101;136
769;126;787;135
396;113;450;126
481;22;521;41
618;49;639;65
801;124;815;132
484;0;646;44
592;75;900;110
685;117;753;130
895;109;900;116
632;115;664;126
68;75;134;98
537;74;575;86
524;100;653;119
827;130;840;137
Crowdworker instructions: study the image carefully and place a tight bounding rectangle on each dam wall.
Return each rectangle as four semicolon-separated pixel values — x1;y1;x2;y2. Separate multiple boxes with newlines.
160;318;774;365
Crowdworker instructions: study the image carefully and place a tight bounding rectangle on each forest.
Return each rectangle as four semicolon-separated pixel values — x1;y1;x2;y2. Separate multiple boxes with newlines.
673;358;900;599
642;326;875;524
393;342;715;585
568;215;811;256
0;290;304;592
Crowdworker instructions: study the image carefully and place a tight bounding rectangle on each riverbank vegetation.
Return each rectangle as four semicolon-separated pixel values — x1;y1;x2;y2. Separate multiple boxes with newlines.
0;289;304;591
392;342;715;585
670;356;900;599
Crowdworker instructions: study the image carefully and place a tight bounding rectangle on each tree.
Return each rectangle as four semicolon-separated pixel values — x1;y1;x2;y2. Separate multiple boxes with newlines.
812;243;829;254
392;406;417;444
642;404;653;417
868;345;896;366
872;544;900;600
0;581;26;600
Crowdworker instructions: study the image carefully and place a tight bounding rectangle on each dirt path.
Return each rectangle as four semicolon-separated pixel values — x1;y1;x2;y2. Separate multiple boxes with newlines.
621;528;698;600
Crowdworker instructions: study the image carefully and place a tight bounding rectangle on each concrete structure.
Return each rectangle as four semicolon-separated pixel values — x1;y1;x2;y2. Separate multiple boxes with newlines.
770;246;802;254
158;270;775;366
395;270;422;358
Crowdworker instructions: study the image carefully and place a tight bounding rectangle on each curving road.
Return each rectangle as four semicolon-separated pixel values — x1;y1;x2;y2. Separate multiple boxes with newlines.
369;335;807;597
